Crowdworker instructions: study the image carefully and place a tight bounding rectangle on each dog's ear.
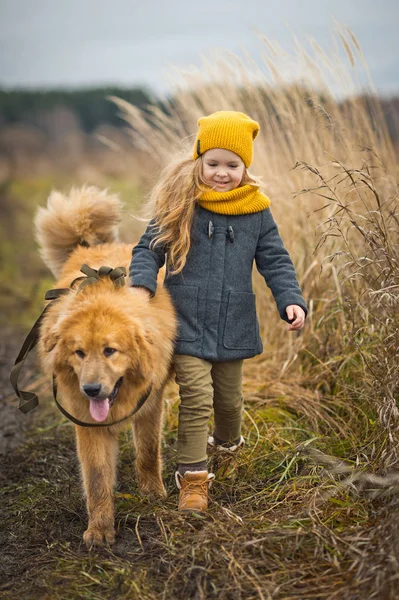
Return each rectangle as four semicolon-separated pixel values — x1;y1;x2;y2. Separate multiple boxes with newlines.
144;328;155;345
41;324;60;353
130;329;153;382
39;321;64;373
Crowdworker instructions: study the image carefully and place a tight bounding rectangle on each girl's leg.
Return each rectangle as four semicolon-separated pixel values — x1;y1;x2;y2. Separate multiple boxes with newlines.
211;359;244;444
173;354;213;468
174;355;215;511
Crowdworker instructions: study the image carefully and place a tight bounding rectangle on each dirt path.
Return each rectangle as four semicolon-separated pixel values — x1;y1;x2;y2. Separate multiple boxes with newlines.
0;329;35;456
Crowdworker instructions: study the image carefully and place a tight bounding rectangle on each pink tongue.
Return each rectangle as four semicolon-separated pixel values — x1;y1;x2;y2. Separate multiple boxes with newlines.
89;398;110;422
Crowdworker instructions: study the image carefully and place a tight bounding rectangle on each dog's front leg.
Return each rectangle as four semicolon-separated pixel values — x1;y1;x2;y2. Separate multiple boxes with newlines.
132;398;167;498
75;427;118;547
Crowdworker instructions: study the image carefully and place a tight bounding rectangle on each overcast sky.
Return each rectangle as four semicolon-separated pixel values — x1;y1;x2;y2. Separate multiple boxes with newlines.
1;0;398;97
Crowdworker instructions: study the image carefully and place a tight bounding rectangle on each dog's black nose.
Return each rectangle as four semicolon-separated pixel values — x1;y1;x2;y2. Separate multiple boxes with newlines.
83;384;102;398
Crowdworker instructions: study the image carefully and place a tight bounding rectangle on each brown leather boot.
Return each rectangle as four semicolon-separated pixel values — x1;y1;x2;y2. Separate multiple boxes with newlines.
207;436;245;479
207;435;245;453
175;470;215;511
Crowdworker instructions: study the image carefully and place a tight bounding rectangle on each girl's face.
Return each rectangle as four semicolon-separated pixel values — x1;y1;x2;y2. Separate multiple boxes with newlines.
202;148;245;192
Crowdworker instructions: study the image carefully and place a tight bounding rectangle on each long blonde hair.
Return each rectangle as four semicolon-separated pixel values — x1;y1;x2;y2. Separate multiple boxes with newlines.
149;155;260;275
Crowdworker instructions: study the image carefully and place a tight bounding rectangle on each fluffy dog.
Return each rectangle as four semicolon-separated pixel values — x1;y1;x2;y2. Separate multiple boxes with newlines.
35;186;176;547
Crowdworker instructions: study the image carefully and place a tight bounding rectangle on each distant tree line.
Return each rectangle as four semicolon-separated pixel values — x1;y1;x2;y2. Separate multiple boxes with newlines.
0;87;154;132
0;86;398;145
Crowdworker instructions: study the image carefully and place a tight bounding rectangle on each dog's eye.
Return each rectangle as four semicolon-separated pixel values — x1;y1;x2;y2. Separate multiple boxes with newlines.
104;347;117;357
75;349;85;359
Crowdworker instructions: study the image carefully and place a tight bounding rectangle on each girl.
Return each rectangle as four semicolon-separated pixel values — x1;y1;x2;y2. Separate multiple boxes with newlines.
129;111;307;511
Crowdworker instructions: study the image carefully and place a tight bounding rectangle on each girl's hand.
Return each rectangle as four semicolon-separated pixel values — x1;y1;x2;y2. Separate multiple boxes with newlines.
285;305;305;331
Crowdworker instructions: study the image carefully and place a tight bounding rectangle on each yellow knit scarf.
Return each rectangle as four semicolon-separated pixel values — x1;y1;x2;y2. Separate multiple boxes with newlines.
197;185;270;215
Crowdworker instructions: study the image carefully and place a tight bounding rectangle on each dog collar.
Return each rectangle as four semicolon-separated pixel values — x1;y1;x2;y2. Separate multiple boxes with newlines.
52;377;152;428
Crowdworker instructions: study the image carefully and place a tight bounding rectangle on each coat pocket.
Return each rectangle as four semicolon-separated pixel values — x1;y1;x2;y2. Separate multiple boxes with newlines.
223;291;258;350
167;285;199;342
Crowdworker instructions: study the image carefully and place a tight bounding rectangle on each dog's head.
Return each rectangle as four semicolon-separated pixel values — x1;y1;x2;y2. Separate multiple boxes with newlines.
40;300;154;422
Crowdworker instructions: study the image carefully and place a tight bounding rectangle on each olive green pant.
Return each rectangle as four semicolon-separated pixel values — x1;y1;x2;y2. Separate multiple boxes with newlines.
173;354;244;464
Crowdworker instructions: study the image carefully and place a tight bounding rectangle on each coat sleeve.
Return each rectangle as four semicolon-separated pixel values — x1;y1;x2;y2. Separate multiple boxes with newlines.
129;221;166;297
255;208;307;322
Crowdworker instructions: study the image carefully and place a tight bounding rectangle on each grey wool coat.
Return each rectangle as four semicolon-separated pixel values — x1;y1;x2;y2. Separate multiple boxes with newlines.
129;206;307;362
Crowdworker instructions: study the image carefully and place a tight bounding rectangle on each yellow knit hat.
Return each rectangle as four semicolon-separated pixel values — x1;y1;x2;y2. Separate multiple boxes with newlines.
193;110;260;168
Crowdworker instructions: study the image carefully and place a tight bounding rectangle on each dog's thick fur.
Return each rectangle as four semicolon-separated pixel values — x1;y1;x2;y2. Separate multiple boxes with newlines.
35;186;176;547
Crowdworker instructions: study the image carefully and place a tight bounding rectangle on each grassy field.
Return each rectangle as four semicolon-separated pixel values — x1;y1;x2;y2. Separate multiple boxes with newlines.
1;344;398;599
1;28;399;599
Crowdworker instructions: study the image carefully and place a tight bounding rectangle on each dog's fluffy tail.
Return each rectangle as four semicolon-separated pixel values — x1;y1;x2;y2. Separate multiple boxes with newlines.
35;186;123;277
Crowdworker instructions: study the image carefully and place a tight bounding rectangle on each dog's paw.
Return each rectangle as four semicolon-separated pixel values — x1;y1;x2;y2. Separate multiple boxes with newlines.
83;524;115;548
139;479;167;499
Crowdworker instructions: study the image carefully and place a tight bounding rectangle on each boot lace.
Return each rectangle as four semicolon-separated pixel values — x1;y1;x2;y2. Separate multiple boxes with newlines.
182;478;210;500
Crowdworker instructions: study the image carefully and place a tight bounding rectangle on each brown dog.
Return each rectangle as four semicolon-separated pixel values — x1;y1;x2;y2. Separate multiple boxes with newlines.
35;187;176;547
